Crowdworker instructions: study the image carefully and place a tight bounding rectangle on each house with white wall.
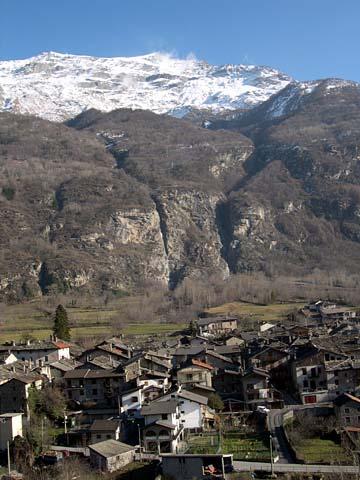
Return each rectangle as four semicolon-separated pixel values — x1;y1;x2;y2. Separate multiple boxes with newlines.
141;400;184;453
0;413;23;450
155;389;210;431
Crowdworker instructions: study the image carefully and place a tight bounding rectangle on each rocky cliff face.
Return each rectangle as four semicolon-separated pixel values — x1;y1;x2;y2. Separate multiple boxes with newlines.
0;109;252;300
2;78;360;299
153;189;229;287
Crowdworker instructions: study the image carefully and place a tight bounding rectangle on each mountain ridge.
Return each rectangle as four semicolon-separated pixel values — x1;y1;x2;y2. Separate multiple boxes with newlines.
0;51;292;121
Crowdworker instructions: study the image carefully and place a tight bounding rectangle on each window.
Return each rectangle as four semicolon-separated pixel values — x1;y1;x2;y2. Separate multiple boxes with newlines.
303;380;309;388
161;414;168;420
92;389;98;395
68;391;72;399
96;434;101;439
345;408;350;413
80;389;84;396
346;417;351;424
106;434;111;439
334;371;339;377
67;380;71;388
92;379;96;385
335;380;339;386
45;356;49;362
131;396;138;403
302;368;307;375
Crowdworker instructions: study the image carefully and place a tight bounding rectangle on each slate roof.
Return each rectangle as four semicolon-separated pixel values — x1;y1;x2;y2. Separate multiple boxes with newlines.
141;399;178;416
89;420;120;432
50;358;83;372
64;369;121;379
178;390;208;405
89;439;135;458
88;355;120;370
173;346;205;356
0;340;69;352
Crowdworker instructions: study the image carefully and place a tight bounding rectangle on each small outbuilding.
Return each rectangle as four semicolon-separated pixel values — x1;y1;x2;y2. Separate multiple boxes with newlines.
89;439;136;472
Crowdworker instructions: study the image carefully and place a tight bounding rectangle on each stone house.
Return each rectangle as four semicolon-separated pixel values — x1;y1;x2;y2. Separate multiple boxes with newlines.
176;360;213;389
334;393;360;428
64;369;122;407
250;347;289;371
197;317;238;336
89;419;121;444
197;349;235;370
326;360;360;400
0;374;43;419
89;439;135;472
291;345;348;404
240;367;273;409
213;369;242;397
172;346;206;368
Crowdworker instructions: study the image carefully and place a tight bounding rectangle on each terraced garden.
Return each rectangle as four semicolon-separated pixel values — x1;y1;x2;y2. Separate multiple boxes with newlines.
186;432;271;461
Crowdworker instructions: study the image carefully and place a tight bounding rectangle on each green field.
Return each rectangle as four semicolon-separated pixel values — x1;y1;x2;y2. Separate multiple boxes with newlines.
0;301;185;342
294;437;350;464
0;299;305;342
206;301;304;324
187;432;271;461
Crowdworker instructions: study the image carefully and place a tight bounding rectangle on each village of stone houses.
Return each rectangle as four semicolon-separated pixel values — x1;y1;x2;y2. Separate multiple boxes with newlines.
1;301;360;479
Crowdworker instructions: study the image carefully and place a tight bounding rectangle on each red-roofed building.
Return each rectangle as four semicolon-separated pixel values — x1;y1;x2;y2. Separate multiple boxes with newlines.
0;337;70;366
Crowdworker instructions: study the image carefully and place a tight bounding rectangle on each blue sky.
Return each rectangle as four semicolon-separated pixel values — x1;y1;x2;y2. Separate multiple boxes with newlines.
1;0;359;81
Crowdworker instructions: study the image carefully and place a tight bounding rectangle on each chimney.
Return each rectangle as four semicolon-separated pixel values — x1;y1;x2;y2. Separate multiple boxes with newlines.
27;339;31;346
11;340;16;347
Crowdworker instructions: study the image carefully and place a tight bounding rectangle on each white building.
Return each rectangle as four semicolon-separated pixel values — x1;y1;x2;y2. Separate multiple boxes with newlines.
0;413;23;450
0;339;70;367
155;389;209;431
141;400;184;453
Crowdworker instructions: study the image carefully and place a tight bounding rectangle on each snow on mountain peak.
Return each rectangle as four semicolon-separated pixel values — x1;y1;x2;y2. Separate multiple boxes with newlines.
0;51;292;121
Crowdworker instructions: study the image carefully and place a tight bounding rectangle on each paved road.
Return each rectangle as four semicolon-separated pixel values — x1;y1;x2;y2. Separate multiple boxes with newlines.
234;460;359;475
267;403;333;464
267;408;294;464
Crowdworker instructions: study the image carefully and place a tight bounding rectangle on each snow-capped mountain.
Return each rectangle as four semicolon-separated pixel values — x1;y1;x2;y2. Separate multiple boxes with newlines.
0;51;292;121
262;78;360;119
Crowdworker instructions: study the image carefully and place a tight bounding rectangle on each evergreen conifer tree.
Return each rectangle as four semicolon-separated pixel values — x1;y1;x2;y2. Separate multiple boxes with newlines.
53;304;71;341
